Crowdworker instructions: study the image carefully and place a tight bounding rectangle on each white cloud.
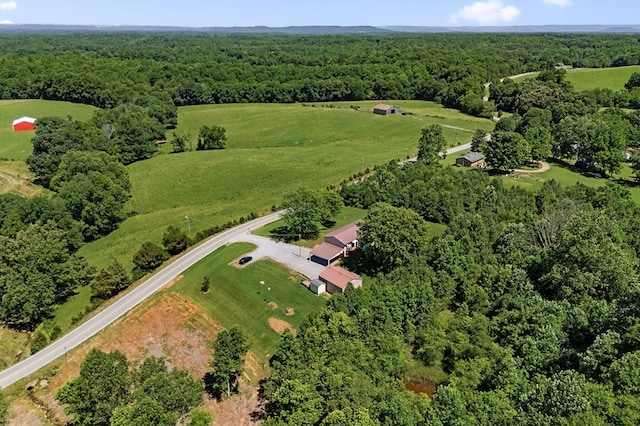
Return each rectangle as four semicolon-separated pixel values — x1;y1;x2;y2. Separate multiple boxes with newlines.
450;1;520;25
0;20;12;24
541;0;573;6
0;1;16;11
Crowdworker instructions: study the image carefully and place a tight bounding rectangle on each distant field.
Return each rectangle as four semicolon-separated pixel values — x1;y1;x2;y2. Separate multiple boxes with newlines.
171;243;322;360
79;100;494;270
510;66;640;92
0;100;96;161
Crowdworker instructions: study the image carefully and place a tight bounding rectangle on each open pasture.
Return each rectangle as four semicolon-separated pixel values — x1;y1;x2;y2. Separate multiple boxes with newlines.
79;101;493;269
510;65;640;92
0;100;96;161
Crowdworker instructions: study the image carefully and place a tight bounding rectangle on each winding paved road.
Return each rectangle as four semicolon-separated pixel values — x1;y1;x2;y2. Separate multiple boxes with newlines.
0;211;282;389
0;135;480;390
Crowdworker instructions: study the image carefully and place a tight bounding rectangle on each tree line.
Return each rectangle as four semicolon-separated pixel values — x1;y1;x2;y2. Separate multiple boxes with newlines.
1;33;640;118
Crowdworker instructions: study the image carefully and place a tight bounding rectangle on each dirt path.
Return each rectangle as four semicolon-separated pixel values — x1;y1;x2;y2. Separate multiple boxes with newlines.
513;161;550;174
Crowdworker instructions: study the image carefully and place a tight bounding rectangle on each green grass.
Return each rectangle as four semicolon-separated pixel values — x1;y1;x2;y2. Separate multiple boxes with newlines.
565;66;640;91
171;243;323;360
510;66;640;92
78;101;493;270
0;100;96;161
255;206;367;247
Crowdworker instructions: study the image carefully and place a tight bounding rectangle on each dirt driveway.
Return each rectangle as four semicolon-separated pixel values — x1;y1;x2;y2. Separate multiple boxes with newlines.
231;233;325;280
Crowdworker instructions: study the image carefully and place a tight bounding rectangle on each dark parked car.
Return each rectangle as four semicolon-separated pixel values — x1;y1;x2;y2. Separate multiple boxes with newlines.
239;256;253;265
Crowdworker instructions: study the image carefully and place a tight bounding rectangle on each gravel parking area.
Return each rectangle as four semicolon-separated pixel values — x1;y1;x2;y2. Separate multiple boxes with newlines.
231;232;325;280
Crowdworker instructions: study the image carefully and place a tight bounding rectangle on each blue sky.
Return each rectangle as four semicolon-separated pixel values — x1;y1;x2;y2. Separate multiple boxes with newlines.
0;1;636;27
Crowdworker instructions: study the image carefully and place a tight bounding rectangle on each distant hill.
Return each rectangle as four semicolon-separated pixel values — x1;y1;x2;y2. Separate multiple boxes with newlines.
0;24;394;34
382;25;640;33
0;24;638;35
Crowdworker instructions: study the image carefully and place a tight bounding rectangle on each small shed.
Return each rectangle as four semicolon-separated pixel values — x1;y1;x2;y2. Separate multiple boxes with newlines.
309;279;326;295
12;116;36;132
373;104;401;116
456;152;486;168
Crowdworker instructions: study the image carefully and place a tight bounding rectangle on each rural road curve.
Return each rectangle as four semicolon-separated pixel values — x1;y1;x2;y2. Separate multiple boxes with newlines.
0;138;476;390
0;211;283;389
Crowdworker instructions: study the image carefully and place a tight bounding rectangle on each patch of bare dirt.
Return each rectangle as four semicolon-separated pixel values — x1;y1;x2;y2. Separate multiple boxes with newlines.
283;307;295;316
0;166;41;197
17;292;265;425
268;317;295;335
7;398;46;426
267;301;278;310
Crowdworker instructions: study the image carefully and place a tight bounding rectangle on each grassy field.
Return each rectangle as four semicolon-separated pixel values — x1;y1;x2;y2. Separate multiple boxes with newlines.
510;66;640;92
0;100;96;161
171;242;322;360
78;100;494;270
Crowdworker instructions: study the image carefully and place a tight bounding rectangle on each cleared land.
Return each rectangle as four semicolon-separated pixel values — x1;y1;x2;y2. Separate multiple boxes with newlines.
510;65;640;91
169;242;321;360
0;100;96;161
79;100;493;270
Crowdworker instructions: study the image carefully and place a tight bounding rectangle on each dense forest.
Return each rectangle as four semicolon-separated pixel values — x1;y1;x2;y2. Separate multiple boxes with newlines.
1;33;640;118
259;164;640;425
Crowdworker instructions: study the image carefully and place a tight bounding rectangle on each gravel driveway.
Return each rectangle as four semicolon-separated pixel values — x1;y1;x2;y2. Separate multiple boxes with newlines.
230;232;325;280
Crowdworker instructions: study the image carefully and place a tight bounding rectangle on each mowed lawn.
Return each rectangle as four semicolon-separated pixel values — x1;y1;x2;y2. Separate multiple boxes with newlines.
0;100;96;161
79;101;494;269
171;242;322;360
510;65;640;92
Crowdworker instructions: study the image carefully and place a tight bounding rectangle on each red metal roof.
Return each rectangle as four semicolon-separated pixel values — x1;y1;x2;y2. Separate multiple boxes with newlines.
374;103;393;110
319;266;361;290
311;242;343;261
325;222;358;247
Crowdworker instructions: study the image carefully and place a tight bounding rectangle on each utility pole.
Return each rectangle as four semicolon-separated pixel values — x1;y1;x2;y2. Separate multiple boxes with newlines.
184;214;191;240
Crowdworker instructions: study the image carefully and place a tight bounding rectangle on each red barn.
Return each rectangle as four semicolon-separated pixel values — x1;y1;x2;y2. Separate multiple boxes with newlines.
12;116;36;132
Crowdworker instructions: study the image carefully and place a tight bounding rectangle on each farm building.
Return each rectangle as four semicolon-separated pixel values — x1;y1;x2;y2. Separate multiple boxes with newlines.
319;266;362;294
310;222;360;266
455;152;486;168
12;116;36;132
373;104;401;115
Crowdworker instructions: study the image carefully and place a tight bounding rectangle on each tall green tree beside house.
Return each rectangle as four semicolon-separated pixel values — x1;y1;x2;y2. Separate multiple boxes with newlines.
417;124;446;164
484;131;531;170
282;188;343;239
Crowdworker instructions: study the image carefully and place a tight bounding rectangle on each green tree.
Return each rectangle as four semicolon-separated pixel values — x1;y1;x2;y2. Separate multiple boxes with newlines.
110;398;176;426
0;390;7;426
630;151;640;182
170;131;191;153
484;131;531;170
417;124;446;164
162;224;189;255
358;202;430;273
188;408;213;426
49;150;130;194
201;276;210;293
30;329;49;354
266;379;323;426
91;260;131;301
0;222;94;329
132;241;169;273
282;188;343;239
55;170;130;241
208;326;250;399
132;358;203;416
91;104;163;164
625;72;640;91
470;129;487;153
56;349;130;426
197;125;227;150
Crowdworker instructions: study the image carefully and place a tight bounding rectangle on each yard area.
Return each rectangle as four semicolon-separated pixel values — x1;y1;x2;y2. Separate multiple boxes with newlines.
171;242;324;362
